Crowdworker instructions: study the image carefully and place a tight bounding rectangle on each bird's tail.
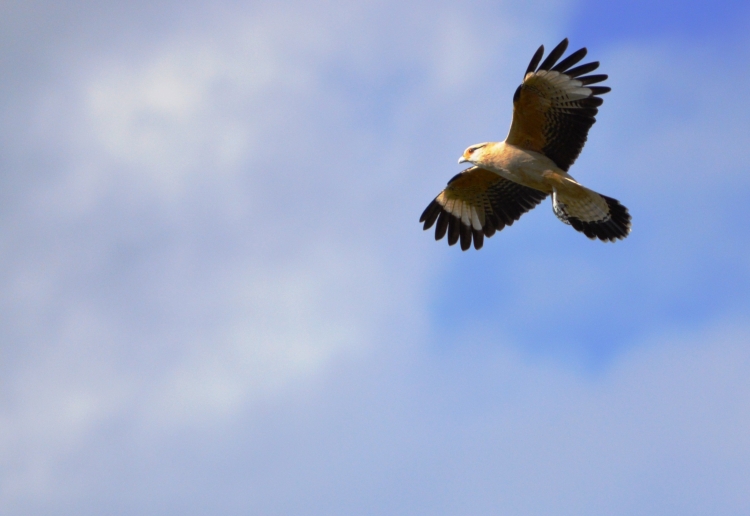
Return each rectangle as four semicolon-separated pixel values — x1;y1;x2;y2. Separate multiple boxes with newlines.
552;185;631;241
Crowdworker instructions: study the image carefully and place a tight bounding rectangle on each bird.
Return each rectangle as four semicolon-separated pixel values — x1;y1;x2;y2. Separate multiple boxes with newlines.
419;38;631;251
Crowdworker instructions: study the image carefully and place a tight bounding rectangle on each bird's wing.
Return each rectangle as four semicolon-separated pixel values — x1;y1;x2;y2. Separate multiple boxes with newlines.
420;167;548;251
505;38;610;171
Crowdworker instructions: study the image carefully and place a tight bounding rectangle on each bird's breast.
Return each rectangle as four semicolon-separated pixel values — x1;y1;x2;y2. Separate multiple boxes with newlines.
484;143;560;193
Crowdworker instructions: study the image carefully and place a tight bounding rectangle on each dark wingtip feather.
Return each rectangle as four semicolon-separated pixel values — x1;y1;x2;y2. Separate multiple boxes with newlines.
418;202;429;222
589;86;611;96
551;47;587;73
482;214;496;237
447;216;460;246
538;38;569;71
525;45;545;76
485;213;503;236
459;223;471;251
582;96;604;107
435;211;449;240
578;74;608;85
420;200;441;228
472;229;484;250
566;61;599;78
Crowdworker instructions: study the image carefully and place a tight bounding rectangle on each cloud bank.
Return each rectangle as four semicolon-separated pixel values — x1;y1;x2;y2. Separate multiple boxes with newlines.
1;1;749;514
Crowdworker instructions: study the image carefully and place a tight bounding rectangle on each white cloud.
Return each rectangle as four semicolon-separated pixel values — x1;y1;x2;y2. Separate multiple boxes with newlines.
1;1;749;514
4;2;547;507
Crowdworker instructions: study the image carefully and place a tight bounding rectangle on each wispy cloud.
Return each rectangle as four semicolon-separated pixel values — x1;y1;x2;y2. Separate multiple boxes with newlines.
1;1;749;514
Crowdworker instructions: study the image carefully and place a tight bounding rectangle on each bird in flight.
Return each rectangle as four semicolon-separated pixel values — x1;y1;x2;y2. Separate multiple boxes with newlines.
420;38;631;250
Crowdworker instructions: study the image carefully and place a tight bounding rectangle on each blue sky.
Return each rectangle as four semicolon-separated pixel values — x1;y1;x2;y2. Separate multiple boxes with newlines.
1;1;750;514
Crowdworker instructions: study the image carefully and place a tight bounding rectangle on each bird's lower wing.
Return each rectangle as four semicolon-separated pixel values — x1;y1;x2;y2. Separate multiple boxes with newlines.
420;167;548;251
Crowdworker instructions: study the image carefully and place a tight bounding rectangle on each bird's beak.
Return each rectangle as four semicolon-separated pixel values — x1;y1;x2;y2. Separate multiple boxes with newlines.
458;156;468;164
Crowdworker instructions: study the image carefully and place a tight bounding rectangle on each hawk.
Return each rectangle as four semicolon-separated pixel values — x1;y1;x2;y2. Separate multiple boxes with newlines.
420;38;631;250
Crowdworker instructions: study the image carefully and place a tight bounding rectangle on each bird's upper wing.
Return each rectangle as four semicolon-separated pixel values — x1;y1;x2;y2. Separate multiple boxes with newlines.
420;167;548;251
505;38;610;171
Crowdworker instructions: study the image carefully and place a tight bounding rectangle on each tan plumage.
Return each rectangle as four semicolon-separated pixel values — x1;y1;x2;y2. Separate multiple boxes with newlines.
421;39;631;250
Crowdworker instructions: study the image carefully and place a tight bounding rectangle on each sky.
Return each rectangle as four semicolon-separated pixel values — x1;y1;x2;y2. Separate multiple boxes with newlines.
1;0;750;514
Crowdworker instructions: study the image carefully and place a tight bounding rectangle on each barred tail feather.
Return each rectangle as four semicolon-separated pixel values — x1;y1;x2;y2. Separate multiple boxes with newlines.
552;187;631;242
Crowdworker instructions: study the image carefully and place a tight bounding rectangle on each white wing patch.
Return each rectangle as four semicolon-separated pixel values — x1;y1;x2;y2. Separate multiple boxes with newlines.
526;70;592;100
471;207;482;231
438;193;484;230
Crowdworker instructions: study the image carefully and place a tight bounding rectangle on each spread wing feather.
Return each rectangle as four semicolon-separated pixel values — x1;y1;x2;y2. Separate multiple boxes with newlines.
537;39;569;73
419;167;547;251
506;38;610;171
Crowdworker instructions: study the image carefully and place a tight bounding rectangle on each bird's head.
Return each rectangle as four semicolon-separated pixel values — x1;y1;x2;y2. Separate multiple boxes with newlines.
458;143;489;165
